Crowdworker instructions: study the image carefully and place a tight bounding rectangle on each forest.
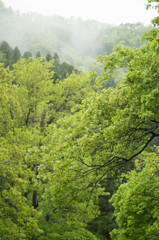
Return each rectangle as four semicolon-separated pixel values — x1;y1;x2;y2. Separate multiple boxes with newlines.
0;0;153;71
0;0;159;239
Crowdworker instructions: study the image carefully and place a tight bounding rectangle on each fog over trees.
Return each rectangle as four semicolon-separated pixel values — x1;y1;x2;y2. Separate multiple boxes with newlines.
0;0;152;71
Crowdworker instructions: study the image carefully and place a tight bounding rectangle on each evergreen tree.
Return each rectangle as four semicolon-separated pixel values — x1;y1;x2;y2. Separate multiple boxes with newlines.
53;52;60;65
46;53;52;62
13;46;21;63
0;41;13;68
22;51;32;59
36;51;41;58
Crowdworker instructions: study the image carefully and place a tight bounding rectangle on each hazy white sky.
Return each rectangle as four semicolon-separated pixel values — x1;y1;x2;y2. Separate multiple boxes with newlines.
3;0;157;25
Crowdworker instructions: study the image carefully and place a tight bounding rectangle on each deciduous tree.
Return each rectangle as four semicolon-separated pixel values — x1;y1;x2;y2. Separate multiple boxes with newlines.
110;148;159;240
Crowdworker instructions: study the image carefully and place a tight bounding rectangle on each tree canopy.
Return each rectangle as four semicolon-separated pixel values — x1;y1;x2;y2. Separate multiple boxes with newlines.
110;148;159;240
0;1;159;239
47;37;159;188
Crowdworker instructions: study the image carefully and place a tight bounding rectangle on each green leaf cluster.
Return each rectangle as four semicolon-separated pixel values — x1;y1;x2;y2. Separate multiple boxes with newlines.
0;56;100;239
0;2;159;238
111;148;159;240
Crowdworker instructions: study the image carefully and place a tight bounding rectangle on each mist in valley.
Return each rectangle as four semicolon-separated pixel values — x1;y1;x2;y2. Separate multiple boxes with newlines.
0;0;153;71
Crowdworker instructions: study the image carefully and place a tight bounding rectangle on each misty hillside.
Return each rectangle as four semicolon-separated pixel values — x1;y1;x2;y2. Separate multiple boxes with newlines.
0;0;152;70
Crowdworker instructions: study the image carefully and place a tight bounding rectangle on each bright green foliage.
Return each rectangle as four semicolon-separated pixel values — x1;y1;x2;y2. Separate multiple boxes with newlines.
61;227;99;240
0;54;101;238
38;123;103;225
48;72;97;123
0;65;20;136
110;148;159;240
38;219;99;240
0;129;42;239
0;2;158;238
36;35;159;238
149;26;159;55
47;40;159;187
11;58;54;127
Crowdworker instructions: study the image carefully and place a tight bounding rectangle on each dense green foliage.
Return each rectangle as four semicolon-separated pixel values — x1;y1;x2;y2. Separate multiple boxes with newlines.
0;0;159;239
49;39;159;183
0;57;100;239
0;41;79;82
0;41;21;68
111;149;159;240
